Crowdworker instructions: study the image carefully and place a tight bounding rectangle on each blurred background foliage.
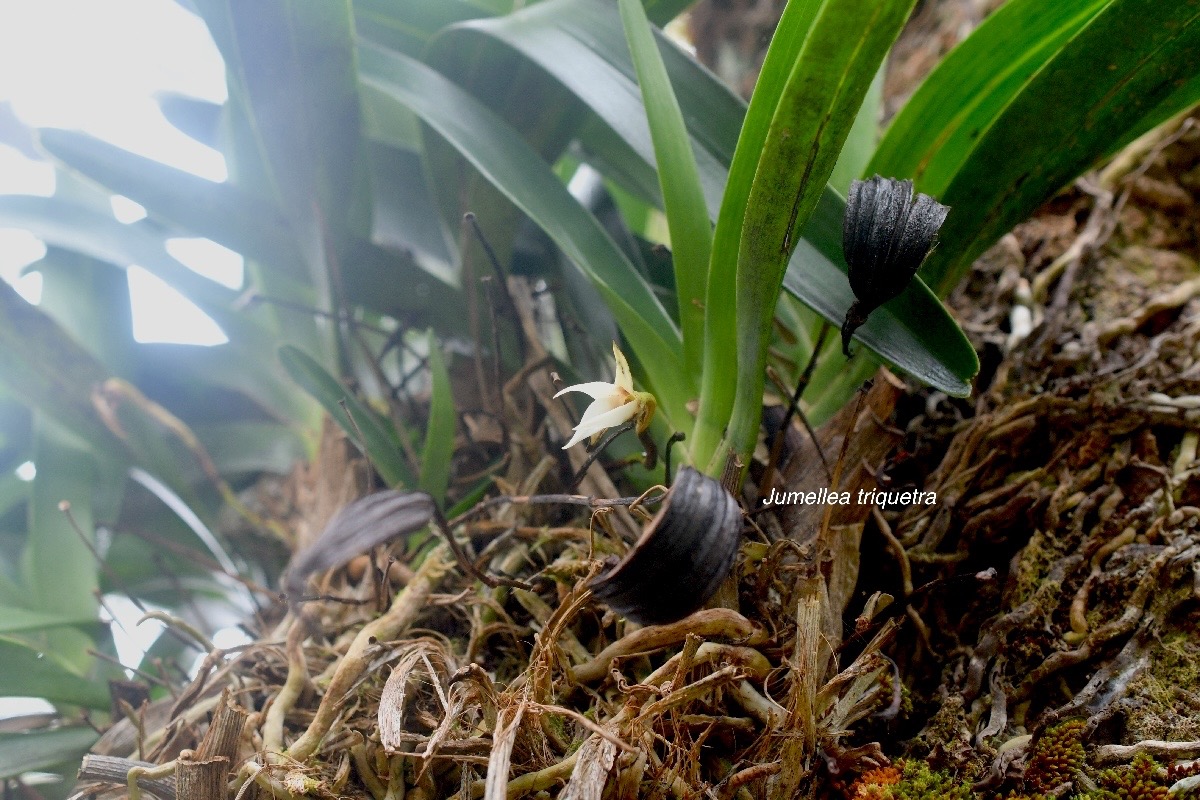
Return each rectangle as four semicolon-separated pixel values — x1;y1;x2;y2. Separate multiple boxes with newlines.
0;0;1198;794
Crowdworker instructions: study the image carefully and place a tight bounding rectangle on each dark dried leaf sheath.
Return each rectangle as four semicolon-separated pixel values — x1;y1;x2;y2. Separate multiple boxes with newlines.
588;467;742;625
284;491;436;604
841;176;949;355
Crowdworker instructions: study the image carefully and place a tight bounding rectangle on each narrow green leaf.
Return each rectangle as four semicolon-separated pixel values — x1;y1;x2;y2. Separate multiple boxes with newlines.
38;130;304;279
643;0;818;469
433;0;741;218
0;279;119;456
619;0;712;379
828;65;884;194
0;727;99;780
360;81;425;151
353;0;492;54
364;140;456;280
918;0;1200;295
357;44;692;430
418;333;456;507
0;607;99;636
643;0;698;26
869;0;1108;196
446;475;495;519
713;0;918;473
0;636;110;709
278;345;415;489
190;0;362;239
25;423;100;652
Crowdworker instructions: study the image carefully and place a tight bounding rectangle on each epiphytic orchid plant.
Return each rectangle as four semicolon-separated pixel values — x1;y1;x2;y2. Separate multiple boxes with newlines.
514;0;1200;482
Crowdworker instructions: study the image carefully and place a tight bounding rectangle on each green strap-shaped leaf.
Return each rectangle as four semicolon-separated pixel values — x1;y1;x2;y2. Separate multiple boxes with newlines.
0;196;316;426
869;0;1109;196
0;279;118;455
354;0;494;54
619;0;712;378
279;345;415;489
0;606;100;637
0;727;99;780
36;132;463;332
780;189;975;400
707;0;919;473
418;333;456;507
189;0;361;243
431;0;742;218
357;44;691;430
828;65;885;195
0;636;110;709
889;0;1200;294
39;130;303;276
365;139;456;280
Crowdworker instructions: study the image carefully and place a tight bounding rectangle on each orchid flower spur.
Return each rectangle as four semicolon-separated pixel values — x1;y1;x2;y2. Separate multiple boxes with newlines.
555;344;657;450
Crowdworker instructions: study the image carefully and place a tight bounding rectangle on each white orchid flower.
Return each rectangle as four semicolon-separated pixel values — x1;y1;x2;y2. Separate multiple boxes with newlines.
555;344;657;450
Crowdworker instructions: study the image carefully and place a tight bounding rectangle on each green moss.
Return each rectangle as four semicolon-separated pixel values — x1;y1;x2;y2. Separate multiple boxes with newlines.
850;760;971;799
1024;719;1086;793
1076;755;1170;800
1006;528;1058;608
1124;633;1200;742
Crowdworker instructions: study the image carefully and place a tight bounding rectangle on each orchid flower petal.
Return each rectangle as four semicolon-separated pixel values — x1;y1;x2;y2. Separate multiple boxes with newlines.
561;401;638;449
577;401;638;434
576;395;624;425
612;343;633;391
554;381;619;401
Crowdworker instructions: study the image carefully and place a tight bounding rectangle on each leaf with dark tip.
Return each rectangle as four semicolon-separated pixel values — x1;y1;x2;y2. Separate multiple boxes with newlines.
285;491;435;602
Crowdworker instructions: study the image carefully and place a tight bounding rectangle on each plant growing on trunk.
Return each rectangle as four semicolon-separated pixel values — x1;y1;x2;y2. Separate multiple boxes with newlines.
0;0;1198;791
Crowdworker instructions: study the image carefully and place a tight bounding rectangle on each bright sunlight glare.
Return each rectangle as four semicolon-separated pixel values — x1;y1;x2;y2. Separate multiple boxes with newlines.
0;0;236;345
128;265;229;345
110;194;149;224
0;228;46;304
166;237;244;290
101;594;165;673
0;144;55;196
0;0;227;181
